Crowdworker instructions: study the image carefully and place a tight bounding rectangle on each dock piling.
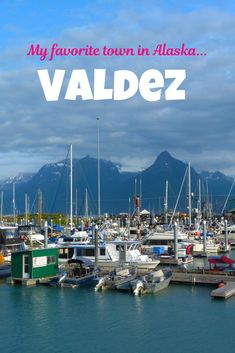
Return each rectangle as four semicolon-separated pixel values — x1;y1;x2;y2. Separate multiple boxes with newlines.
95;225;99;268
44;221;48;248
203;220;207;253
225;219;228;252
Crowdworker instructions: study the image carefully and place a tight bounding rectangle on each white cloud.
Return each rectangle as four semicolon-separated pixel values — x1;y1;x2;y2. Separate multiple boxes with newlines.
0;3;235;177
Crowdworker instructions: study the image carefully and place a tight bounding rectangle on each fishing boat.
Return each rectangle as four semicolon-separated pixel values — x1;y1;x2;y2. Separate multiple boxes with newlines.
49;259;97;288
95;266;137;292
131;268;172;295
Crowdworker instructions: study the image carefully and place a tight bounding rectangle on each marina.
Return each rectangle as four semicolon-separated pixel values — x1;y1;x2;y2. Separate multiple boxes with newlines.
1;1;234;353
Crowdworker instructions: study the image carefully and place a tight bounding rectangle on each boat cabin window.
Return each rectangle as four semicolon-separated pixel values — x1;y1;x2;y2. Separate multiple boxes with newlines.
116;245;125;251
84;248;95;256
143;239;169;246
100;248;106;256
63;237;73;242
1;229;18;239
59;248;74;259
76;248;95;257
75;247;105;257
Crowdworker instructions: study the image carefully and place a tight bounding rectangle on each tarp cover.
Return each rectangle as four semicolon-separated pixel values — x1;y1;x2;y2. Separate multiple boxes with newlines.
208;256;235;265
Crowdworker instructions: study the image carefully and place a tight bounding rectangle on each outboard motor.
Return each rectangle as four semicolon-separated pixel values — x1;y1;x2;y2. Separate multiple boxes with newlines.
95;277;106;291
133;280;144;295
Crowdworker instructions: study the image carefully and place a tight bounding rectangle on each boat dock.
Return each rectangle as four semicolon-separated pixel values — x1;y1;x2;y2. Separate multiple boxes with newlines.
171;270;235;285
172;270;235;299
211;282;235;299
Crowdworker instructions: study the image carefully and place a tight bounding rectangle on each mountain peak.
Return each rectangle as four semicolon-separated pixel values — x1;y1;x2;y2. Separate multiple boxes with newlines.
156;151;173;162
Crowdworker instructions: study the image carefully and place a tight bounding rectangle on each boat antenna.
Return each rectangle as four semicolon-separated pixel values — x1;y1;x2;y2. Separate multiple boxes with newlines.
164;179;168;224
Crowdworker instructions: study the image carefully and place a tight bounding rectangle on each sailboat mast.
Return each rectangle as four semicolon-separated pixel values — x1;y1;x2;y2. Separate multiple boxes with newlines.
70;144;73;229
164;179;168;224
0;191;3;224
188;161;192;228
140;172;142;210
38;188;42;226
97;118;101;218
198;179;201;221
85;188;89;219
25;193;28;225
13;182;16;224
221;178;235;215
75;188;78;224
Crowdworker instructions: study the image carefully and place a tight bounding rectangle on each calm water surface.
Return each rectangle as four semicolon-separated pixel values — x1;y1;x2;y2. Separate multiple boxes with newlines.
1;276;235;353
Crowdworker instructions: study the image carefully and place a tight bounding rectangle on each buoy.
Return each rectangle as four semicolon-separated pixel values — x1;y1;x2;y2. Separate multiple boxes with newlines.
218;282;225;288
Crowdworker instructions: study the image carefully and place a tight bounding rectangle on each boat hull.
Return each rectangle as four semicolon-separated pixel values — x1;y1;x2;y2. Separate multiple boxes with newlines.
131;269;172;295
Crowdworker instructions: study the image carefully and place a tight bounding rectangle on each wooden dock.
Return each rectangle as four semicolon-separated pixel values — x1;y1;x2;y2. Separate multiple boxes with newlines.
6;276;55;286
171;270;235;299
6;277;38;286
171;270;235;285
211;283;235;299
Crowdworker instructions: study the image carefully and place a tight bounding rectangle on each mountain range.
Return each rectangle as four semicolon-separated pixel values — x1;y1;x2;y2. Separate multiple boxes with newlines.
0;151;234;216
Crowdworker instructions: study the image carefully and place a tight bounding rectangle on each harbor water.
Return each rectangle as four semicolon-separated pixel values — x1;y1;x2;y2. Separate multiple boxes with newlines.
1;272;235;353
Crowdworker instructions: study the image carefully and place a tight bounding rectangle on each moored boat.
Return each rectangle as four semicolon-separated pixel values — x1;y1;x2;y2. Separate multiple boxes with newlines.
58;239;160;273
95;266;137;292
49;259;97;288
131;268;172;295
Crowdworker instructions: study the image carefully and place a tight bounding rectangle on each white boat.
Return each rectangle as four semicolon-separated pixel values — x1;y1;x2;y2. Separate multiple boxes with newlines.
131;268;172;295
18;224;44;245
58;240;160;272
58;230;91;245
193;240;222;253
95;266;137;292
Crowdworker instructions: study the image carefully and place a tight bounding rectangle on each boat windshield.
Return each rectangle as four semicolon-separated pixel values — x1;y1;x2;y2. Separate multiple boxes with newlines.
2;229;18;239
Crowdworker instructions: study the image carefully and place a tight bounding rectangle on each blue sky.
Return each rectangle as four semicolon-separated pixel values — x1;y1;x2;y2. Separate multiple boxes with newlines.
0;0;235;178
